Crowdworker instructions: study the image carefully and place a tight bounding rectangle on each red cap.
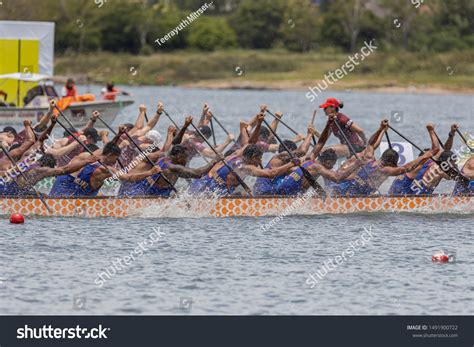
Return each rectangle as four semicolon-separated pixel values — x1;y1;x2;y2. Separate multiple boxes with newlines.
319;97;341;109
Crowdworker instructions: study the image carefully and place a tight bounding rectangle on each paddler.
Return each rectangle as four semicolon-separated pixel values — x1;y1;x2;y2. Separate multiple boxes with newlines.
118;103;164;166
274;116;362;196
388;123;444;195
188;114;301;196
453;155;474;195
101;81;130;101
61;78;77;97
224;106;286;156
335;120;437;196
0;127;16;150
253;123;317;195
117;117;222;197
48;141;123;197
0;121;36;170
398;124;461;195
319;97;367;158
5;154;100;196
116;124;183;197
121;144;222;197
179;107;234;161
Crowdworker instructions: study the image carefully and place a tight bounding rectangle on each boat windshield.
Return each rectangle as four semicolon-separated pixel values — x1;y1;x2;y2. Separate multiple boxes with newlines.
23;84;58;105
44;85;58;97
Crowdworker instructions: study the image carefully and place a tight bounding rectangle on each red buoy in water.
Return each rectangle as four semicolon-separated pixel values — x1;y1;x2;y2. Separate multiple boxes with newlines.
9;213;24;224
432;253;449;263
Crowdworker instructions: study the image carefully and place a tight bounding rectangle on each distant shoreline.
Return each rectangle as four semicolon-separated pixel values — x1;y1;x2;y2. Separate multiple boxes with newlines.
180;80;474;96
55;49;474;96
69;78;473;96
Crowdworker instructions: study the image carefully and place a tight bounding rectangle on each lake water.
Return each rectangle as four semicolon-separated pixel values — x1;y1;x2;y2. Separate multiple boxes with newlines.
0;87;473;314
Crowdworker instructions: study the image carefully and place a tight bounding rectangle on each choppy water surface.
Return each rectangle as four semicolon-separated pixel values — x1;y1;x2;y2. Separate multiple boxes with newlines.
0;87;473;314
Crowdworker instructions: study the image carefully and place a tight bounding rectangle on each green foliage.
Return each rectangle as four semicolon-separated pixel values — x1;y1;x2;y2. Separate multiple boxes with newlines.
98;2;143;53
149;9;189;50
280;0;320;52
0;0;472;54
229;0;286;49
318;4;350;50
428;31;469;52
187;17;237;51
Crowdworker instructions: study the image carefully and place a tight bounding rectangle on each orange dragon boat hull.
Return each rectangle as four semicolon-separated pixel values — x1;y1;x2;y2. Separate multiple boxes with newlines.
1;195;473;218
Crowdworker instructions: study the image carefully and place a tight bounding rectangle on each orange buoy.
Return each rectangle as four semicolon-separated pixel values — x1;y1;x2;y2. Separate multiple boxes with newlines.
432;253;449;263
9;213;24;224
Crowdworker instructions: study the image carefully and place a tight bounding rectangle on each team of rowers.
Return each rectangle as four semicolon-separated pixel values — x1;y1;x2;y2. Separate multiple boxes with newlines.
0;97;473;199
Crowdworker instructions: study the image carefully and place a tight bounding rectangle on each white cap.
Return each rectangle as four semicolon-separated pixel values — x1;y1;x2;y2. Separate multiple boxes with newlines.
145;130;162;148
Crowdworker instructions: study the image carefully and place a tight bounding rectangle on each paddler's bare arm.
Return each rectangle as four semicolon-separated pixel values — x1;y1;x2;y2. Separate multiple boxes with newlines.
9;121;36;161
34;103;54;130
247;109;261;131
242;161;296;178
405;124;439;178
37;114;58;148
315;161;360;183
144;104;163;132
295;125;315;157
120;166;161;182
428;124;441;153
132;103;163;137
202;134;234;157
112;126;127;145
168;157;221;178
239;120;250;147
363;120;388;160
443;124;458;151
172;116;192;145
198;103;210;127
269;110;281;137
45;135;85;158
308;110;321;138
17;167;55;188
90;166;116;190
82;111;100;131
162;125;176;152
144;149;166;162
53;137;69;149
249;113;264;145
383;149;435;176
58;154;99;176
99;130;110;144
18;154;95;187
128;104;147;136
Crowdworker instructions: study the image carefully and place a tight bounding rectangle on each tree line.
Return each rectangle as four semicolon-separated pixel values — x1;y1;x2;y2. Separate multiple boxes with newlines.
1;0;473;54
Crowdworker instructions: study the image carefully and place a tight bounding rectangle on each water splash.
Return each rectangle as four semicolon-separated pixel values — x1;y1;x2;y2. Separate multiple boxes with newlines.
134;190;222;218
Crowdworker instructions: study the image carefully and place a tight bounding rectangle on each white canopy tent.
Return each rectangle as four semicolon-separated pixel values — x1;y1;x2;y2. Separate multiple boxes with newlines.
0;20;55;75
0;72;52;82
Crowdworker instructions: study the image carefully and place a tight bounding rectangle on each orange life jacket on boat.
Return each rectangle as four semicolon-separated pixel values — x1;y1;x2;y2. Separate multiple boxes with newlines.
102;87;119;101
53;94;96;115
